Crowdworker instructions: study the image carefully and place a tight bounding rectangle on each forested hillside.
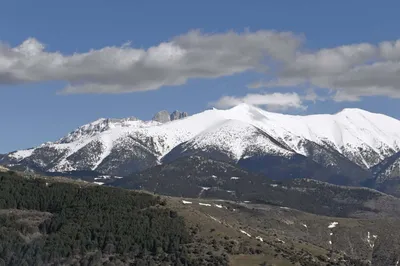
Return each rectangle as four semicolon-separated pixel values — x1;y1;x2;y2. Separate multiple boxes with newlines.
0;171;228;266
3;169;400;265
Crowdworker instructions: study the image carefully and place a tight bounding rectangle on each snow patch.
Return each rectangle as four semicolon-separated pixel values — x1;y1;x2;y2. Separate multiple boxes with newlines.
9;149;35;160
214;204;223;209
199;203;211;207
93;182;104;185
92;134;115;170
94;175;112;180
208;215;221;223
240;230;251;238
328;222;338;228
182;200;192;204
230;176;240;180
282;219;294;225
256;236;264;242
367;232;377;249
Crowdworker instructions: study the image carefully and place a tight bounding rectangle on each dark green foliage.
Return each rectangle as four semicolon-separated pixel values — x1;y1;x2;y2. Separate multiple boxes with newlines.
0;172;227;265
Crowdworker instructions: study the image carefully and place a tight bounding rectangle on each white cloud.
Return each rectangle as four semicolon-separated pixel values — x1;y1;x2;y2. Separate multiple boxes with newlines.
2;30;400;101
212;92;306;111
379;40;400;60
0;30;301;94
251;40;400;101
284;43;377;77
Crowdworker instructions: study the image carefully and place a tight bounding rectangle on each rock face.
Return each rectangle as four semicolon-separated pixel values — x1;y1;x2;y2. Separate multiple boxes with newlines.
170;111;188;121
152;110;171;123
152;110;189;123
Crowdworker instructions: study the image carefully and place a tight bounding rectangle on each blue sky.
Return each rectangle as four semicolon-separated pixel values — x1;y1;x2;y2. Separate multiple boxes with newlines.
1;0;400;153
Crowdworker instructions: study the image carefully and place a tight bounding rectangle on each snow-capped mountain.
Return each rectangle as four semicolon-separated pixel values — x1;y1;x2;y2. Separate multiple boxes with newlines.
3;104;400;181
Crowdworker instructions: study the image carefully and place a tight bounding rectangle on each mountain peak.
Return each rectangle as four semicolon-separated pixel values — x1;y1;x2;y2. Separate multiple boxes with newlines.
152;110;188;123
228;103;256;111
58;116;140;144
336;108;377;116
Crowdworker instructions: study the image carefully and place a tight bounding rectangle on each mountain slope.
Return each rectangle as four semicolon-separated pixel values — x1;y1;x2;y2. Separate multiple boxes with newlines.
163;119;295;163
174;197;400;266
3;105;400;180
236;139;371;185
4;169;395;265
112;156;400;219
0;170;232;266
372;151;400;182
367;151;400;197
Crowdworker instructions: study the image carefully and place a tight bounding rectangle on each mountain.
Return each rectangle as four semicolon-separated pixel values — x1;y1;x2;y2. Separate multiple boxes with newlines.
2;104;400;185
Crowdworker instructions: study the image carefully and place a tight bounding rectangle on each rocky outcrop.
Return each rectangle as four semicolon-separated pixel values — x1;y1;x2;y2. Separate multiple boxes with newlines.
152;110;188;123
170;111;188;121
152;110;171;123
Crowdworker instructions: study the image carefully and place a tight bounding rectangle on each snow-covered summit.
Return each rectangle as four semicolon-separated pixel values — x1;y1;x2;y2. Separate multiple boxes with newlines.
57;117;158;144
5;104;400;175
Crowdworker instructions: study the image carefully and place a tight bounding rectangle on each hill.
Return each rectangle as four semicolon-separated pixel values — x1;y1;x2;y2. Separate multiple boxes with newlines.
2;170;400;265
112;156;400;219
0;170;228;266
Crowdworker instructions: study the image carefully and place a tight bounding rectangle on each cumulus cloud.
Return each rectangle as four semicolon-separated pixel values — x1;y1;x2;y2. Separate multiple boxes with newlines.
2;30;400;101
252;40;400;101
0;30;301;94
211;92;306;111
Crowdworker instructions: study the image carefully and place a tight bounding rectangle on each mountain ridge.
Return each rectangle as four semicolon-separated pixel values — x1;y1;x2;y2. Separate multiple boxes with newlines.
2;105;400;188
